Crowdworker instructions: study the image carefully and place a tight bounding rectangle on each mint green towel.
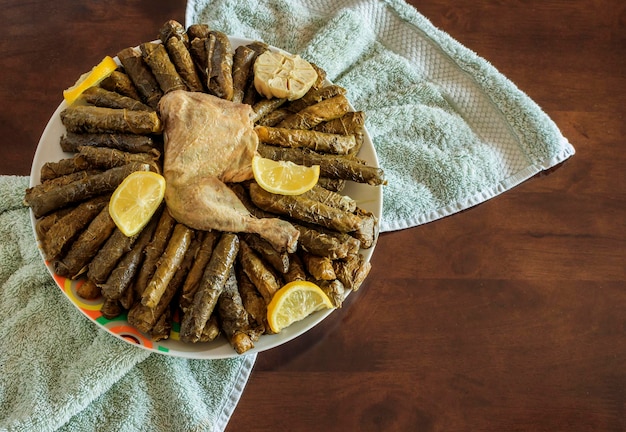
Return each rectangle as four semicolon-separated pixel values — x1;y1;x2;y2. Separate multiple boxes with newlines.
187;0;574;232
0;177;254;431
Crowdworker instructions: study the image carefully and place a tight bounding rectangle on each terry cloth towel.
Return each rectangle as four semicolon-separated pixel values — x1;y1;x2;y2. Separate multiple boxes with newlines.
187;0;575;232
0;177;255;431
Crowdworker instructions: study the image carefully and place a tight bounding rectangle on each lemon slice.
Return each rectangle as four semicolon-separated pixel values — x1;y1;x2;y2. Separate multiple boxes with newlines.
252;155;320;195
109;171;166;237
63;56;118;105
253;50;318;101
267;281;334;333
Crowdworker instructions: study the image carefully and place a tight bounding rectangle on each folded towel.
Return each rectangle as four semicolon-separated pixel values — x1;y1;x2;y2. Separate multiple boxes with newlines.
187;0;575;232
0;177;254;431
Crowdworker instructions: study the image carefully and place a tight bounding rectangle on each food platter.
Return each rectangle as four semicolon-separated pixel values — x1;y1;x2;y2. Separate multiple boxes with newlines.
28;36;383;359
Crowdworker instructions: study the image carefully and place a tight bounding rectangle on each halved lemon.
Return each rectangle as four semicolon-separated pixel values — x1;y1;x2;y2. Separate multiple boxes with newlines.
252;155;320;195
267;280;334;333
109;171;166;237
63;56;118;105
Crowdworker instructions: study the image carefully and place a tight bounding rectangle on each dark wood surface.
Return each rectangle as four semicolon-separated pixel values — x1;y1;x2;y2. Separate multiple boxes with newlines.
2;1;625;430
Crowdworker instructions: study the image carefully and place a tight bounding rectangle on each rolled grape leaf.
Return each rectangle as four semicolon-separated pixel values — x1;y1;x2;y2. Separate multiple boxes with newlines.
80;86;153;111
179;232;239;343
60;106;162;135
140;42;187;94
117;47;163;109
25;162;150;217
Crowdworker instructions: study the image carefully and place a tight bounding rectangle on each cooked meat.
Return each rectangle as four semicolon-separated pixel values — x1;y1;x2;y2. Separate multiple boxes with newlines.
159;90;299;253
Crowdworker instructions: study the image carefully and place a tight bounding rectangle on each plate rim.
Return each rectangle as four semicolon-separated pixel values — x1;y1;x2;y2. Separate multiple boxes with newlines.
29;36;383;359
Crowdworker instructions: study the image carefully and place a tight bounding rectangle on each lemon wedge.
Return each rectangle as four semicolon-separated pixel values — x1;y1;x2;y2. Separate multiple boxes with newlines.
251;155;320;195
108;171;166;237
253;50;318;101
267;281;334;333
63;56;118;105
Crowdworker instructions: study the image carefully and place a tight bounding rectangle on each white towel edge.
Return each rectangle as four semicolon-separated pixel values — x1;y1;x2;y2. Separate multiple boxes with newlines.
213;354;257;432
380;137;575;233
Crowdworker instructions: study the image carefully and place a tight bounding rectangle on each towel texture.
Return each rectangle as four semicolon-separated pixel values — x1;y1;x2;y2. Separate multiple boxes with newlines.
0;177;255;431
187;0;575;232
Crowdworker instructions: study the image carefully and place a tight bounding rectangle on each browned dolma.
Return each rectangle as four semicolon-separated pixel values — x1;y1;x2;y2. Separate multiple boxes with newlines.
179;230;220;312
255;125;356;155
128;227;200;334
76;279;101;300
300;251;336;281
100;297;123;319
251;97;287;123
236;266;269;333
60;106;162;135
285;84;346;113
35;206;73;240
80;86;153;111
292;223;360;260
301;185;356;213
314;111;365;135
246;40;269;55
314;111;365;156
77;145;161;173
333;252;371;292
141;223;194;308
240;233;289;274
318;279;346;308
159;19;188;46
283;253;307;284
53;205;117;278
39;154;90;181
99;70;142;101
249;183;363;233
207;31;234;100
316;177;346;192
255;108;291;127
218;268;255;354
351;207;378;249
117;47;163;109
32;170;97;195
276;94;352;130
310;62;327;90
186;23;210;40
41;195;110;261
140;42;187;94
60;132;159;155
179;232;239;343
119;280;136;310
99;214;159;302
165;37;204;92
199;315;220;342
149;308;172;342
231;45;256;103
257;144;386;186
133;208;176;297
87;228;138;284
242;41;269;105
238;239;281;304
189;34;214;85
25;162;150;218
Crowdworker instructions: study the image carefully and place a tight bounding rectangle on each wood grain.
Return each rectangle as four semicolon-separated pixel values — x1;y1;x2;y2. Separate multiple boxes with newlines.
1;1;624;431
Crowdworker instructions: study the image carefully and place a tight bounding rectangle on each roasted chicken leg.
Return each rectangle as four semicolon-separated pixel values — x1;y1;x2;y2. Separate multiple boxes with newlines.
159;90;299;253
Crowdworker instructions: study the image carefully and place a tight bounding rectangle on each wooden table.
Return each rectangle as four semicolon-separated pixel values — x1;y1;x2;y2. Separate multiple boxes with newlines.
2;1;625;430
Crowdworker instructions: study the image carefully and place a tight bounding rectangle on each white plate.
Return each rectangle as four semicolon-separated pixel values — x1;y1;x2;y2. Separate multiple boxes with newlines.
29;37;383;359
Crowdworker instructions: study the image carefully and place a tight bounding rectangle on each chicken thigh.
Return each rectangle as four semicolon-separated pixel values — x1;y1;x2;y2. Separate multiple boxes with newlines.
159;90;299;253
